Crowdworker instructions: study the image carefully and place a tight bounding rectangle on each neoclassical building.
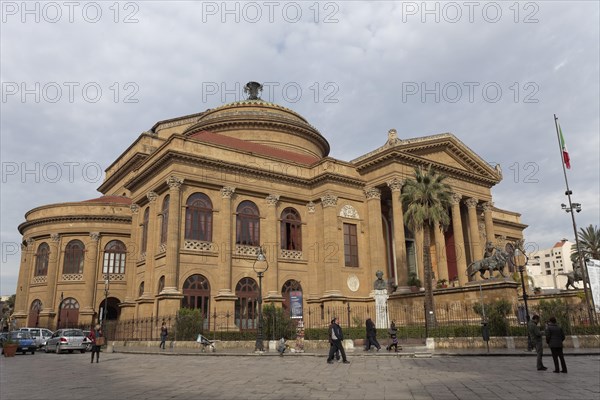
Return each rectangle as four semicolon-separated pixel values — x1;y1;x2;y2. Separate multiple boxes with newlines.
13;82;526;330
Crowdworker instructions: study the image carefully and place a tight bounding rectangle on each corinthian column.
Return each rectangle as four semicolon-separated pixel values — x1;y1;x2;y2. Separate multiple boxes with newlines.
82;232;100;313
365;187;385;285
164;176;184;293
43;234;61;317
465;198;483;264
264;194;280;300
218;186;235;295
321;194;341;296
388;178;408;289
482;202;495;244
434;225;448;282
450;194;468;285
142;191;159;297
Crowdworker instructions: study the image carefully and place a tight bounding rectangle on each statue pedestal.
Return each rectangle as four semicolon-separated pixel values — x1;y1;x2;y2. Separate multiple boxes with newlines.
371;289;389;329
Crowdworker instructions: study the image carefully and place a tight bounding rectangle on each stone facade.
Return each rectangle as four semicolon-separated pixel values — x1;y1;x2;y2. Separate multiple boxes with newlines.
13;90;526;330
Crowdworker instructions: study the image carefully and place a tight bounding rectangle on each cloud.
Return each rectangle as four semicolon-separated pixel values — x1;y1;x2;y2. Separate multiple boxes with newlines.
1;1;599;295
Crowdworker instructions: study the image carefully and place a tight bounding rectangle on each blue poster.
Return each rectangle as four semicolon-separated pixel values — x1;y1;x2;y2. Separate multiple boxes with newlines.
290;291;303;319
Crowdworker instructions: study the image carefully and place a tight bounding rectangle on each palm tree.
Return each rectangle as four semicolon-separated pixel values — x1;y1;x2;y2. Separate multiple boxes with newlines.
576;224;600;261
401;166;452;327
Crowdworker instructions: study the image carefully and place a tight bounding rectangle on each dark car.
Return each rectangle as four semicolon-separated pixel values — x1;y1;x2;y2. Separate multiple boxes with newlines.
0;331;36;355
44;329;87;354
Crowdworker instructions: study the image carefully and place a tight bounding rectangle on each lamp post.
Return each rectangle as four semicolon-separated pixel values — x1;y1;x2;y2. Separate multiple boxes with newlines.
253;247;269;352
102;274;110;332
561;201;596;325
56;292;64;330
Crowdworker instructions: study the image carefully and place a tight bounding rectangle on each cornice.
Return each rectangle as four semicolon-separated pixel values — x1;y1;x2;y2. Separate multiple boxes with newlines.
184;118;330;156
19;215;132;234
124;151;365;193
98;152;148;193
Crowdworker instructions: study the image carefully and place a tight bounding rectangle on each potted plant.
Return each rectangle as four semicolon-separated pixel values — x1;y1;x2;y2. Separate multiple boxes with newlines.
436;279;448;289
2;334;18;357
407;272;422;293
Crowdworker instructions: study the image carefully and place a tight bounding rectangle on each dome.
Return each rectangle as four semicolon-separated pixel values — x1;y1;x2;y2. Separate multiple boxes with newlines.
183;84;330;159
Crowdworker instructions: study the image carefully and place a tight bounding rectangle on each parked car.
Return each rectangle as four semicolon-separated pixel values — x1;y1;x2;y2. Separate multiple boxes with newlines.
44;329;87;354
18;327;54;348
0;331;36;355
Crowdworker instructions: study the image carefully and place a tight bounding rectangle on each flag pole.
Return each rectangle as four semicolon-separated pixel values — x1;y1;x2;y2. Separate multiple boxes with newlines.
554;114;596;325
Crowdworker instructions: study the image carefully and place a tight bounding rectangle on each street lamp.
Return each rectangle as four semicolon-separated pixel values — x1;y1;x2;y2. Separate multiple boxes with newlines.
253;246;269;352
56;292;64;330
102;275;109;332
560;200;596;325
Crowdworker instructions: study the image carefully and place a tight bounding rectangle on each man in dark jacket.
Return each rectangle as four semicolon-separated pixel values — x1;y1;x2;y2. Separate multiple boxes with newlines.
364;317;381;351
545;316;567;373
327;317;350;364
527;315;546;370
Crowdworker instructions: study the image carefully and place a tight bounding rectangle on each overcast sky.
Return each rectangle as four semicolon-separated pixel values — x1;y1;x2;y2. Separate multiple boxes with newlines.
1;1;599;295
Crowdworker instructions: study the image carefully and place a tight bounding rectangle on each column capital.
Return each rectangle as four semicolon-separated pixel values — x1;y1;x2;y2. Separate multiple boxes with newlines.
89;232;101;242
321;193;338;208
50;233;60;242
386;177;404;192
450;193;462;205
166;175;184;189
221;186;236;199
364;187;381;200
130;204;140;214
307;201;316;213
266;194;280;206
482;201;494;212
146;191;159;202
26;238;35;247
465;198;479;208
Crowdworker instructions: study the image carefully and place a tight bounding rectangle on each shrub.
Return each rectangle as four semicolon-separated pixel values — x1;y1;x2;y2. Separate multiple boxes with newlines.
174;308;204;340
473;299;511;336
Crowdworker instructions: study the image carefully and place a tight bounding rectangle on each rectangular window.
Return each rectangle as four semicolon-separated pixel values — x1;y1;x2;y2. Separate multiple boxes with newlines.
343;223;359;267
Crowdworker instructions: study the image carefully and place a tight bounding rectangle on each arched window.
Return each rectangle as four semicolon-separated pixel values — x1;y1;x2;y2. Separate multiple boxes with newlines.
235;277;258;329
138;281;145;297
280;208;302;250
181;274;211;320
63;240;85;274
236;201;260;246
281;280;303;316
103;240;127;274
34;243;50;276
160;195;170;245
185;193;213;241
157;275;165;294
141;207;150;253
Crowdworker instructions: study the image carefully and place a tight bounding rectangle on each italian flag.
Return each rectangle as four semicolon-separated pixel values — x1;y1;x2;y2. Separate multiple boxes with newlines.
559;124;571;169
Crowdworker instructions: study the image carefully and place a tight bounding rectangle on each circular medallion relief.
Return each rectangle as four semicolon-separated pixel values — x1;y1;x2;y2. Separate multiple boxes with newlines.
347;275;360;292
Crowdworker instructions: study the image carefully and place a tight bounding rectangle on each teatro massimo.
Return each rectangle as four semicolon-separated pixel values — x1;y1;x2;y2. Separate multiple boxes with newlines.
12;82;526;330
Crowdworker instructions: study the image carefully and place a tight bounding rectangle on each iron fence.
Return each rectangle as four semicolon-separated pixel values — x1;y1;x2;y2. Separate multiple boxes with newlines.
101;301;596;342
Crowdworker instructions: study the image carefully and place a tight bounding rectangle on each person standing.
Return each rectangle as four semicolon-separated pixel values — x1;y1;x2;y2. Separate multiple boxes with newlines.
87;324;103;363
527;315;546;371
545;316;567;373
364;317;381;351
327;317;349;364
159;321;168;350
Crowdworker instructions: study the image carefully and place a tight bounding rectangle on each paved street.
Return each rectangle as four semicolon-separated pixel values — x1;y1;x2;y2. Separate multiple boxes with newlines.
1;351;599;400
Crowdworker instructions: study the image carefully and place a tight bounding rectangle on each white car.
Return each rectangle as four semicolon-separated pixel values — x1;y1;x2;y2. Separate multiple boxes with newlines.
18;327;53;349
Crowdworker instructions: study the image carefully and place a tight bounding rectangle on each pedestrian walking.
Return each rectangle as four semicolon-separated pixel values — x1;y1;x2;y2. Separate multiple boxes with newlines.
545;316;567;373
159;321;168;349
364;317;381;351
527;314;547;370
87;324;104;363
327;317;349;364
277;337;288;356
386;320;401;352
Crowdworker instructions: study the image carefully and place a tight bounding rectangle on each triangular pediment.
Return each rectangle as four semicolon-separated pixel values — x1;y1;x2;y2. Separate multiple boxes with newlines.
353;133;501;185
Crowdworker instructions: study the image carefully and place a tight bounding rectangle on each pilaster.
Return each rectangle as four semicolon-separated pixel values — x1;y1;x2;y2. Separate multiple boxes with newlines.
450;194;468;286
465;197;483;273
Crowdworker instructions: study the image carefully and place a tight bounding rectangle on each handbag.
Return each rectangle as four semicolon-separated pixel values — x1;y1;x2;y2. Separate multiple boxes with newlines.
96;336;106;346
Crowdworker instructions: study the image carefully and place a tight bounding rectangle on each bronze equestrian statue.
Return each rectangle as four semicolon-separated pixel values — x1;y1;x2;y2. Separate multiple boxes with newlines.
467;247;510;280
558;266;583;290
